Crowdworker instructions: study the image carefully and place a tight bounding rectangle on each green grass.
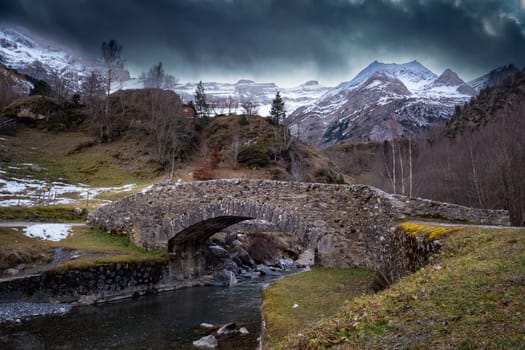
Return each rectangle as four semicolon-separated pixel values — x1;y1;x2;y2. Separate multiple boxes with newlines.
2;128;152;187
262;268;376;348
49;226;166;270
275;226;525;349
0;225;166;273
0;227;54;270
32;152;137;187
0;204;87;222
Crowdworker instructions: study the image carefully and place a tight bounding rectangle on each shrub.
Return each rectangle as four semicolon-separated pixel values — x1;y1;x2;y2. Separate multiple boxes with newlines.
209;147;222;169
193;164;215;180
238;115;249;126
238;146;270;168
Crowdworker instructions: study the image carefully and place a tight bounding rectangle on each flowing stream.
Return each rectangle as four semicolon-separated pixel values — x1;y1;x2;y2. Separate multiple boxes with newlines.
0;276;279;349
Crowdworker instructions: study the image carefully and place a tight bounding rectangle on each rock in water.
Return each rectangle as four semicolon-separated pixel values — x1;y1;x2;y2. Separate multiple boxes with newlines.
256;265;281;276
213;270;238;287
192;335;218;348
217;322;238;335
200;322;215;329
295;249;315;267
279;258;295;270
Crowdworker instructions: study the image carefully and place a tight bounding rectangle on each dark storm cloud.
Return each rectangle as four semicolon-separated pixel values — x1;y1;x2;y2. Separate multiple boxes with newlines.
1;0;524;85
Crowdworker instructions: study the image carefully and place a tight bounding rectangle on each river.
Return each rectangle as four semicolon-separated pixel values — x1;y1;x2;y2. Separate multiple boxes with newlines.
0;276;279;349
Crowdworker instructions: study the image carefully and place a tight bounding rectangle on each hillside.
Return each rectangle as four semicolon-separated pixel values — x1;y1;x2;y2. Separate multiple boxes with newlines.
270;224;525;349
0;89;342;194
446;68;525;136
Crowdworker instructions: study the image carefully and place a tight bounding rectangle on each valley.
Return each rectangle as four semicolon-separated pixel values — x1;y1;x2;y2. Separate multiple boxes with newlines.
0;8;524;350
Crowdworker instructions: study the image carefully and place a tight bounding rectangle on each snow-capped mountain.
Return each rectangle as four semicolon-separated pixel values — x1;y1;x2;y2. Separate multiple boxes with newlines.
0;25;327;115
0;26;129;91
122;78;331;117
287;60;476;147
469;64;521;92
0;64;33;95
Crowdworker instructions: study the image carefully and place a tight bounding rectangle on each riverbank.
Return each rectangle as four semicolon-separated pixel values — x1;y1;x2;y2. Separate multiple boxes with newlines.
268;225;525;349
262;267;376;348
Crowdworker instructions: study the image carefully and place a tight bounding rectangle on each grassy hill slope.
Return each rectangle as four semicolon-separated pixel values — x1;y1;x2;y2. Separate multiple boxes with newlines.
269;225;525;349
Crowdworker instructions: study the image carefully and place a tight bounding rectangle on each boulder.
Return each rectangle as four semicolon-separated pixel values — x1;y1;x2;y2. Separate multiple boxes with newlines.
232;246;255;267
231;239;243;248
192;335;218;348
278;258;295;270
209;245;229;258
73;208;84;217
295;249;315;267
200;323;216;329
213;270;238;287
256;265;281;276
217;322;238;336
241;271;261;279
6;268;19;276
239;327;249;335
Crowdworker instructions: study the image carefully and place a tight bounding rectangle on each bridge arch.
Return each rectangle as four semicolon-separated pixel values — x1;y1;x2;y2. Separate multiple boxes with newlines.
161;199;309;279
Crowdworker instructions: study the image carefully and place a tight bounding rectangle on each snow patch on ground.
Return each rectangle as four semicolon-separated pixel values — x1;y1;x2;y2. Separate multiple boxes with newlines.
23;223;73;241
0;164;136;207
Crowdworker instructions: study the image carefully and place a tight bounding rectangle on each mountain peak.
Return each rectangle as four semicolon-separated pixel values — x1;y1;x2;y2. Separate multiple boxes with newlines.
435;68;463;86
431;68;476;96
339;60;436;93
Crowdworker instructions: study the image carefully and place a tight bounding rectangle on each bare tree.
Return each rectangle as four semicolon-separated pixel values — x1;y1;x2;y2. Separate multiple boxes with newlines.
82;71;105;135
139;62;195;173
241;101;259;116
225;96;236;115
49;68;76;105
100;39;124;142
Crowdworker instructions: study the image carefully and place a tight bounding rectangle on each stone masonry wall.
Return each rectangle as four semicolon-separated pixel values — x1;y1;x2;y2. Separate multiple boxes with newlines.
390;195;510;226
0;261;173;304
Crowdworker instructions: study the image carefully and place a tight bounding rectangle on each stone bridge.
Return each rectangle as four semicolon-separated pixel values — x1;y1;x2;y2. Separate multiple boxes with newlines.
87;179;509;279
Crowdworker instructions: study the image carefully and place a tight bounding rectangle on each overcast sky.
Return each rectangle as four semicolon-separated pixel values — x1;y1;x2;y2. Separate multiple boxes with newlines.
1;0;524;87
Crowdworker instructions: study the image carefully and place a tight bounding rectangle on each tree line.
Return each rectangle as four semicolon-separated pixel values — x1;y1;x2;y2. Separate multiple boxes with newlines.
366;71;525;226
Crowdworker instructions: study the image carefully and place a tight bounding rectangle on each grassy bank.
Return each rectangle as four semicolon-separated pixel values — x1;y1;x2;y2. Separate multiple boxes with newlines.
0;204;87;222
262;268;376;348
0;225;166;274
270;226;525;349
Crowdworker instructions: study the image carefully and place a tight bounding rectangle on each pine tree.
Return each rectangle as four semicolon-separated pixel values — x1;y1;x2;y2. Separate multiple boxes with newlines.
194;81;208;117
270;91;285;125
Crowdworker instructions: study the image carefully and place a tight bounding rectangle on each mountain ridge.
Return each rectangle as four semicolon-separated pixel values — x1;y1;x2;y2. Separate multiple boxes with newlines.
287;60;477;147
1;26;519;145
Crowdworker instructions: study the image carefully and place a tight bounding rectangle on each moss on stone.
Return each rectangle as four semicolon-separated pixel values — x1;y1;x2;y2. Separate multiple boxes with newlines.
399;222;461;241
